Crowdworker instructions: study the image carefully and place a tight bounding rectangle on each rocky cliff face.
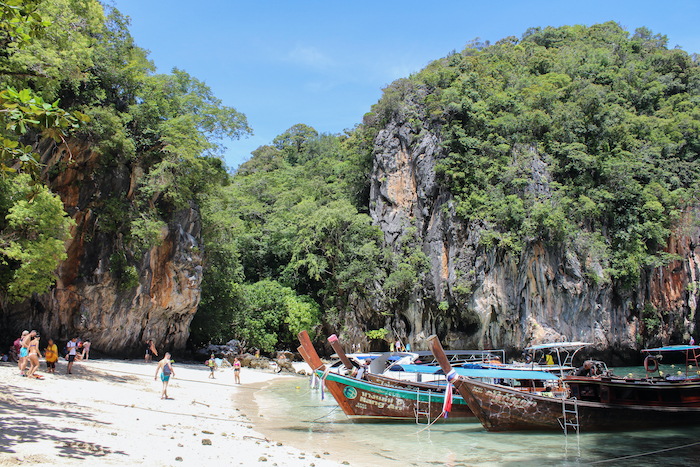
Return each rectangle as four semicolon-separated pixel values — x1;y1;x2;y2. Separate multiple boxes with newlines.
0;138;203;357
366;108;700;363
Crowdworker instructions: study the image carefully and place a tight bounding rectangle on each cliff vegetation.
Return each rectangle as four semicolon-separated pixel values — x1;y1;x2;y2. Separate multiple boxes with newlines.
2;3;699;358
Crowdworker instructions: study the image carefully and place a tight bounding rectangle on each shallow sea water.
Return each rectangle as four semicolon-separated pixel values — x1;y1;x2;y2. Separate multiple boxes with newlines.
251;365;700;467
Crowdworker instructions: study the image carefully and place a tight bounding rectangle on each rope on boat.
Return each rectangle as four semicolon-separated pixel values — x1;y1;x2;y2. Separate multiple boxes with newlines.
305;406;340;423
407;409;446;435
586;440;700;465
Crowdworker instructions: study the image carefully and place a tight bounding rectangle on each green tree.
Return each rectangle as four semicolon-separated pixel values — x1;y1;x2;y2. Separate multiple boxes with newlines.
272;123;318;165
0;173;74;301
238;279;319;352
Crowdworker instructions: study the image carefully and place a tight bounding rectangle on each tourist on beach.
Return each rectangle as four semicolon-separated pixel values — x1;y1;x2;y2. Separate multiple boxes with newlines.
234;357;241;384
208;354;216;379
45;339;58;374
26;332;42;378
145;340;158;363
66;336;79;375
16;330;28;375
82;340;91;361
155;353;175;399
20;330;36;375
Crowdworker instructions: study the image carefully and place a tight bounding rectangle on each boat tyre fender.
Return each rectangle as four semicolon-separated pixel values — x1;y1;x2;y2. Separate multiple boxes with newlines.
644;355;658;372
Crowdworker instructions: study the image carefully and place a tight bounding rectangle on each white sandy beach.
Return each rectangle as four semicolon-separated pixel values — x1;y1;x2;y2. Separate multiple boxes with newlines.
0;357;343;467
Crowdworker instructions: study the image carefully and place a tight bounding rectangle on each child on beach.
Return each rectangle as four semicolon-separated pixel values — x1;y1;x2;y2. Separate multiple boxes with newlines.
16;331;28;375
155;353;175;399
45;339;58;374
207;354;216;379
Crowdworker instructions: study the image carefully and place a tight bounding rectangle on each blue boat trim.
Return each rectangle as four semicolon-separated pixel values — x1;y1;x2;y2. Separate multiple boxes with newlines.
388;364;560;381
643;345;700;352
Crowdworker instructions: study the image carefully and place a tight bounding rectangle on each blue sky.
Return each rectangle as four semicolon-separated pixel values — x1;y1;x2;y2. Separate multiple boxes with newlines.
110;0;700;171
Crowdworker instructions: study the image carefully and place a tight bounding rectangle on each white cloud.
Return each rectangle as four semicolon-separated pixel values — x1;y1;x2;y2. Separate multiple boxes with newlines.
286;45;334;69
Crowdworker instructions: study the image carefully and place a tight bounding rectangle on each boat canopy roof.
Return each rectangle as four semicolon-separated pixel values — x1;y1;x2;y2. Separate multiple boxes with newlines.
339;349;504;362
525;341;592;351
393;364;560;381
642;345;700;352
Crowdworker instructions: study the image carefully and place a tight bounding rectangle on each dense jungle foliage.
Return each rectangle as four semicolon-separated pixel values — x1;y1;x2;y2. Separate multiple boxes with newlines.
0;0;251;300
363;22;700;289
193;22;700;350
3;2;698;352
189;124;420;351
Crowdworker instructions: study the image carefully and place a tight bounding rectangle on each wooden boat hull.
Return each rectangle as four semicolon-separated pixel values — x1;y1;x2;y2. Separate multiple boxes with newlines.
456;376;700;431
564;375;700;407
297;330;473;422
427;334;700;432
317;369;474;422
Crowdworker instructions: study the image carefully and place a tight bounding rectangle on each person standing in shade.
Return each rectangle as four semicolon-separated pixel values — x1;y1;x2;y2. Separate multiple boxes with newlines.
66;336;78;375
233;357;241;384
81;340;91;361
20;330;36;375
16;330;28;375
26;332;42;378
155;352;175;399
45;339;58;374
145;340;158;363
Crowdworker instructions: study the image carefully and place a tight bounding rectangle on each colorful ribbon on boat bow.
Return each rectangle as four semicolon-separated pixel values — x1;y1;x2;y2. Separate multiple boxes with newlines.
442;382;453;418
319;366;332;400
446;369;459;383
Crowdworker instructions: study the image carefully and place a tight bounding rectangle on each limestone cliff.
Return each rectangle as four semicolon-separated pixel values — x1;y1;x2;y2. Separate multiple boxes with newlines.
364;102;700;363
0;138;203;357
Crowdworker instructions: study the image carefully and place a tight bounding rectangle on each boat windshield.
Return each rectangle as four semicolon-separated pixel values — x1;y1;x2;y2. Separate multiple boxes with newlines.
642;345;700;376
523;341;592;377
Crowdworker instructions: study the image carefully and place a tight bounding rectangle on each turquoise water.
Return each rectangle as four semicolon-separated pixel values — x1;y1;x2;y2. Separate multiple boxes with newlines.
251;365;700;466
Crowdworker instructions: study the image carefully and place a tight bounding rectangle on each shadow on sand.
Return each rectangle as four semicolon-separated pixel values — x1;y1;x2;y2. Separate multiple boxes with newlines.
0;382;127;460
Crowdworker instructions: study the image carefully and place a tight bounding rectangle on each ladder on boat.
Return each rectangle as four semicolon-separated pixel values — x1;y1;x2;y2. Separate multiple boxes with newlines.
414;389;432;424
559;397;580;436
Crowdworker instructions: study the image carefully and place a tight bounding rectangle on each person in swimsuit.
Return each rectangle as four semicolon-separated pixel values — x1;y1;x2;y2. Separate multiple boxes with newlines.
17;330;29;375
155;352;175;399
26;332;41;378
234;357;241;384
45;339;58;374
20;330;36;376
66;336;78;375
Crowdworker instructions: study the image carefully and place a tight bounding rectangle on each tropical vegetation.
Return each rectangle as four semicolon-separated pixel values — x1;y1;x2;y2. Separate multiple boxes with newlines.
2;1;698;351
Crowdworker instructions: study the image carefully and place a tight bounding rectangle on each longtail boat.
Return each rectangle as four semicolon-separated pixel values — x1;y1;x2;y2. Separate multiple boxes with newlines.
428;335;700;432
298;330;473;422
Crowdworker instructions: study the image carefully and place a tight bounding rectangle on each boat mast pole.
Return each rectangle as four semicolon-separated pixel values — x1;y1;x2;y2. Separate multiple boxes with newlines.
328;334;358;376
298;331;325;371
427;334;492;429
